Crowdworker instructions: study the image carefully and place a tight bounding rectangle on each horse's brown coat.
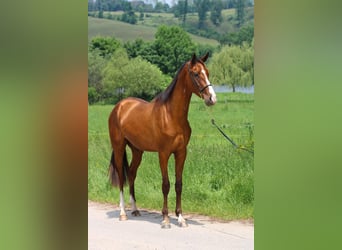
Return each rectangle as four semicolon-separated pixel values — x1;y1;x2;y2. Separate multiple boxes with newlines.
108;53;216;227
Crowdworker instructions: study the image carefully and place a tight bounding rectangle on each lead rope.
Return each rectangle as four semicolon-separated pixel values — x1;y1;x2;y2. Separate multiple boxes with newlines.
211;119;254;155
204;103;254;155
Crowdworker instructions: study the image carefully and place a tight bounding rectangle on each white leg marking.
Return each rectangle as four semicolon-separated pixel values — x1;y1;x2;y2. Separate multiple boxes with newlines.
130;194;137;212
178;214;188;227
119;191;126;217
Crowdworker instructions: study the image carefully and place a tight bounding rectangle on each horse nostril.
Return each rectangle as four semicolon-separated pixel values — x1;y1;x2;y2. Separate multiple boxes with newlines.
210;95;217;104
210;96;215;103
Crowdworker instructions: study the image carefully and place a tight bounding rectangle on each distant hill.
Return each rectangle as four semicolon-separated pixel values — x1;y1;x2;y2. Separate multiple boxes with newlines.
88;17;220;46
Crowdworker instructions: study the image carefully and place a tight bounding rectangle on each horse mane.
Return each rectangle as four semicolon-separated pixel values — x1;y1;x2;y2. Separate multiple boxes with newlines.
153;62;187;103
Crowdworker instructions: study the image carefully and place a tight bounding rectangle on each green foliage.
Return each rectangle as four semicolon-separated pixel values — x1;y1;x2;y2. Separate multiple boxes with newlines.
235;0;246;27
89;36;122;58
154;25;196;76
88;93;254;219
120;2;138;25
98;10;104;19
219;24;254;45
102;49;171;103
194;0;210;28
88;49;108;103
174;0;188;25
196;43;218;59
88;86;100;104
124;38;157;63
208;43;254;91
210;0;224;26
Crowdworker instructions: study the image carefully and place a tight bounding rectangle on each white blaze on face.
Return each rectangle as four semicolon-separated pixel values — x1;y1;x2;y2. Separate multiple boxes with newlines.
201;69;217;104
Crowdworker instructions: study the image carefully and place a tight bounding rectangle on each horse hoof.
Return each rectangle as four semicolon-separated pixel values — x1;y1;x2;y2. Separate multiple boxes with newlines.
161;220;171;229
119;215;128;221
131;210;141;216
178;221;188;228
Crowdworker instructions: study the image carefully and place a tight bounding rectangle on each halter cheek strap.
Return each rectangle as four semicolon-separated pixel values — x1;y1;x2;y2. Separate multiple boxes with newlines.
188;63;212;94
199;84;211;93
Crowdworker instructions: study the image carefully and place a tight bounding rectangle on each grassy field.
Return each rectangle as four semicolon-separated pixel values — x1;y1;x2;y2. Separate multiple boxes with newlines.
88;16;220;46
88;92;254;220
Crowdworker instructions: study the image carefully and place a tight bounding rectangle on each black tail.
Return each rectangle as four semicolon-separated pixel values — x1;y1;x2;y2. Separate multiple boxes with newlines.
108;150;129;187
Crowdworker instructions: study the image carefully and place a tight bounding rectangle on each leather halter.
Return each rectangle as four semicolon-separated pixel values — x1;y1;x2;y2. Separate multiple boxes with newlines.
188;63;212;94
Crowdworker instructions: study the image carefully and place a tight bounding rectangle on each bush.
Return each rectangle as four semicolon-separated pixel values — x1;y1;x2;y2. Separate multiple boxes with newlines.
88;87;100;104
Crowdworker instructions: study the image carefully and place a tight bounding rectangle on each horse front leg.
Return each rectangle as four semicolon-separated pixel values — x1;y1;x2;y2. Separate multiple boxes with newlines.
159;152;171;229
174;148;188;227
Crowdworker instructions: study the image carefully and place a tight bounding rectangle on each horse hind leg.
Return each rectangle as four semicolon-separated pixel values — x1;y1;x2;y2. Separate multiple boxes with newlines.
127;144;143;217
109;145;129;221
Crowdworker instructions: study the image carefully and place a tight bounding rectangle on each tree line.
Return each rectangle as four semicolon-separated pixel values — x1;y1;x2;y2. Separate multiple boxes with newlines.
88;25;254;105
88;0;254;14
89;0;254;43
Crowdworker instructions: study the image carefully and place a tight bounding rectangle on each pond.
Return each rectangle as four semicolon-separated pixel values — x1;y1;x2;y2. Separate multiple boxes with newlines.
213;85;254;93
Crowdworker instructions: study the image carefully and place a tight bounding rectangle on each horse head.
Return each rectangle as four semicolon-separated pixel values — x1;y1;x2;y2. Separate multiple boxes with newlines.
188;53;217;106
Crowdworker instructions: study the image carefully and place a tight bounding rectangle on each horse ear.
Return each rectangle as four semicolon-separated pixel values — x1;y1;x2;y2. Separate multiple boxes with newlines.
200;52;209;62
191;53;197;65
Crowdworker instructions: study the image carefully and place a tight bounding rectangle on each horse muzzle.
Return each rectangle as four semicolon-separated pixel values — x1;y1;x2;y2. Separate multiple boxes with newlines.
204;94;217;106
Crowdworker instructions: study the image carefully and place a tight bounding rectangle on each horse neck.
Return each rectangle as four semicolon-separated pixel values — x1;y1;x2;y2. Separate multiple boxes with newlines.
167;69;193;121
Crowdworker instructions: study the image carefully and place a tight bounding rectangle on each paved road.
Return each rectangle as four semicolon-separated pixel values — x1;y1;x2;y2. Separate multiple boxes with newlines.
88;201;254;250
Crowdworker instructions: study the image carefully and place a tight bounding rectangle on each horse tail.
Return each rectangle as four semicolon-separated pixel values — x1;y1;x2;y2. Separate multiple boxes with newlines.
108;150;129;187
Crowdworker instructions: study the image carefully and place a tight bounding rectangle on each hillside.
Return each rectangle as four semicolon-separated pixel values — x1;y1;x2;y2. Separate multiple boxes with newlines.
88;17;220;46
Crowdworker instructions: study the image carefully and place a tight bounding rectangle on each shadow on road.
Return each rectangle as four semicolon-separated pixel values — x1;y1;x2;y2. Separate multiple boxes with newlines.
106;208;204;227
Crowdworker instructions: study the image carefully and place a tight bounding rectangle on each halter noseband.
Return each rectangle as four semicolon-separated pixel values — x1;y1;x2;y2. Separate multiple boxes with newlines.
188;63;212;94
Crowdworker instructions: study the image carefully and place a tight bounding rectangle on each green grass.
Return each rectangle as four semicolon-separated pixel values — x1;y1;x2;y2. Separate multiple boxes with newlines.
88;16;220;46
88;17;156;42
88;93;254;220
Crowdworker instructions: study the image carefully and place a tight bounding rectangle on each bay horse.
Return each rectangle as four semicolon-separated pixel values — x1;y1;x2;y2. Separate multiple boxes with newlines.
108;53;217;228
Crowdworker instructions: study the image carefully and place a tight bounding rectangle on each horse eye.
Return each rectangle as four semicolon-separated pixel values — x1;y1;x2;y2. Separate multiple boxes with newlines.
194;72;199;77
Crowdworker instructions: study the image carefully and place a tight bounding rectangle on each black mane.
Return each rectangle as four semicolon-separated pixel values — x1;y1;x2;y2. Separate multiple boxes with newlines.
153;62;187;103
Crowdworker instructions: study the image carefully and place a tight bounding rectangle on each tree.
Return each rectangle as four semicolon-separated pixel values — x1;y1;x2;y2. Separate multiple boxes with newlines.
154;2;164;13
235;0;246;27
121;2;137;24
219;24;254;46
102;49;171;103
182;0;188;26
89;36;122;58
174;0;188;26
88;49;108;104
208;44;253;92
88;87;100;104
237;25;254;44
102;49;130;103
124;38;159;66
210;0;223;26
153;25;196;76
194;0;210;28
98;10;104;18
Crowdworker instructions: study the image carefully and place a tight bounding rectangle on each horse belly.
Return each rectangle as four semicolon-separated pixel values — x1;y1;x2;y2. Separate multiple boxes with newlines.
124;122;188;152
125;130;159;152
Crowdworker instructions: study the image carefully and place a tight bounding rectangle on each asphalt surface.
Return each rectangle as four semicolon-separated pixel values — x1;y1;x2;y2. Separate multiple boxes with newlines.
88;201;254;250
